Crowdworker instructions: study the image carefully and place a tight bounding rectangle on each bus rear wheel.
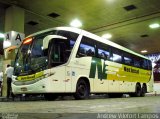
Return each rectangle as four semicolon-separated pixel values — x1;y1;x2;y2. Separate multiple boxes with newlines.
141;84;147;97
130;84;141;97
74;79;89;100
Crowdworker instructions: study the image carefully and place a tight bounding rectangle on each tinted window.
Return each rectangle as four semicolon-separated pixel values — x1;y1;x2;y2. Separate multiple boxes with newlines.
141;59;148;69
97;42;110;60
123;52;132;65
98;49;110;60
57;30;78;47
133;56;141;68
148;60;152;70
77;36;95;57
31;36;44;58
111;48;122;63
49;31;78;67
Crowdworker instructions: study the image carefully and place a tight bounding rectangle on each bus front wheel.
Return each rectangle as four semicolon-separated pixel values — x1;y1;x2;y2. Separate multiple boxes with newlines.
74;79;89;100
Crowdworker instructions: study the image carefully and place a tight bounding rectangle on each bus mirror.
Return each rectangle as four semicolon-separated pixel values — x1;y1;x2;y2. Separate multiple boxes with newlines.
43;35;67;50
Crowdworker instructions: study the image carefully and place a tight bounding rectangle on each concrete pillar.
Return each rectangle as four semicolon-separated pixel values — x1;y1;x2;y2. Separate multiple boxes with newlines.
0;7;5;32
5;5;24;33
2;5;25;97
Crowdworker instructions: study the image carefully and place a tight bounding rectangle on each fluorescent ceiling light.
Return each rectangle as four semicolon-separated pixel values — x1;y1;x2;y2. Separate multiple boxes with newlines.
149;23;160;29
70;19;82;28
141;50;148;53
102;33;112;39
107;0;115;3
0;33;4;38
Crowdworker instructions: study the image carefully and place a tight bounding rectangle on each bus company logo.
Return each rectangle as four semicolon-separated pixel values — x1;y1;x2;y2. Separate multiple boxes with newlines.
20;75;35;80
124;66;139;74
89;57;107;80
20;76;28;80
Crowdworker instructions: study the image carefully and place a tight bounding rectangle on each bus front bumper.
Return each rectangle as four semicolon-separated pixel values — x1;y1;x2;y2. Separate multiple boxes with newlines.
12;79;49;94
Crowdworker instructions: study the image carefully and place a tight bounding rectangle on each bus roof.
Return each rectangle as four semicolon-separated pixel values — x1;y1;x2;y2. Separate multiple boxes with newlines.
81;29;149;60
26;26;149;60
26;26;82;38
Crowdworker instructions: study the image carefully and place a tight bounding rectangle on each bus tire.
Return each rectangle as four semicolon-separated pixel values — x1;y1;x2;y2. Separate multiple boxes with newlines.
141;84;147;97
74;79;89;100
130;84;141;97
44;94;58;101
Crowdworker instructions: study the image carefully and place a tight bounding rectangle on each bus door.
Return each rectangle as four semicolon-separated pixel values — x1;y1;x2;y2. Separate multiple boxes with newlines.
48;39;68;92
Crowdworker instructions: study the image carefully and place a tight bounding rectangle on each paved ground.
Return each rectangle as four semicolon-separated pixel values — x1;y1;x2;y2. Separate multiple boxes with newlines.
0;95;160;119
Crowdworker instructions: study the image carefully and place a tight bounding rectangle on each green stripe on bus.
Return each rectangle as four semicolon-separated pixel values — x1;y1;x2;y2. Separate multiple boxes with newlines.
89;57;107;80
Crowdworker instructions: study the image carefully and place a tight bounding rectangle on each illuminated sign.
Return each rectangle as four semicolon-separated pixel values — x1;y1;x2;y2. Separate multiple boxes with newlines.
3;31;25;49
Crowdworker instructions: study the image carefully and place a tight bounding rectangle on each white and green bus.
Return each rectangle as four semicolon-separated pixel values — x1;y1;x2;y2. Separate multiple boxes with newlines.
12;27;153;100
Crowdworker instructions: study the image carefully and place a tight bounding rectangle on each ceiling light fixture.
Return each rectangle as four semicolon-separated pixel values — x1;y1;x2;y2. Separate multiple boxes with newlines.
141;50;148;53
48;12;60;18
140;34;149;38
106;0;116;3
70;19;82;28
27;21;38;26
124;5;137;11
0;33;5;38
102;33;112;39
149;23;160;29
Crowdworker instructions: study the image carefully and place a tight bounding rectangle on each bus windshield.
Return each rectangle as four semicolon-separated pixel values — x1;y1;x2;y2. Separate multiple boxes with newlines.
14;30;79;76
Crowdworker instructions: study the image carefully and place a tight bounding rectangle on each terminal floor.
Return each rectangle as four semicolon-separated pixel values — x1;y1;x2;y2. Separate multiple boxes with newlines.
0;95;159;119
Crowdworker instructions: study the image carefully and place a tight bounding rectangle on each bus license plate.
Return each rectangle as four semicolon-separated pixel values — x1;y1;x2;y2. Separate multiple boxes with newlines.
21;87;27;91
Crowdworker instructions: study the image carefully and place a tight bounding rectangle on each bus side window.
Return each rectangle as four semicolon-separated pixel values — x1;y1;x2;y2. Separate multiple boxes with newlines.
76;36;95;58
148;60;152;70
123;52;132;65
98;49;110;60
111;48;122;63
141;59;148;69
97;41;110;60
86;48;95;56
133;56;141;68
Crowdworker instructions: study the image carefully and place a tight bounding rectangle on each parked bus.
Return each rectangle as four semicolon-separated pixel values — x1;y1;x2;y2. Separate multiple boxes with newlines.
12;27;153;100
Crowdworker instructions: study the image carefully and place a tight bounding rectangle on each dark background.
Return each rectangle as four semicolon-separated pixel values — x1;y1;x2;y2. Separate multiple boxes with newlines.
146;53;160;82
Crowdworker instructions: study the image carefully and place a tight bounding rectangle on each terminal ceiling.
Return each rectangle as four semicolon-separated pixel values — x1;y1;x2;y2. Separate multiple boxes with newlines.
0;0;160;55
